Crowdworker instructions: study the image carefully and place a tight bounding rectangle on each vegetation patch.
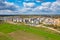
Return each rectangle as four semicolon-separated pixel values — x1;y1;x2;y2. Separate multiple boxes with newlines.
0;23;60;40
0;32;12;40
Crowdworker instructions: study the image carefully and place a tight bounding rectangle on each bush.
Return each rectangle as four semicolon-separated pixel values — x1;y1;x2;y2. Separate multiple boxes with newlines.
0;20;4;24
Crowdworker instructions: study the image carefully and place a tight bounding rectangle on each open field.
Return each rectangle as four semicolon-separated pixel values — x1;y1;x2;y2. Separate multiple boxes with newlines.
0;23;60;40
0;32;12;40
9;30;45;40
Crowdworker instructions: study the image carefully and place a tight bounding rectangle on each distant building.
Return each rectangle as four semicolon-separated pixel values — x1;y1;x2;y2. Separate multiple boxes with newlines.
43;18;54;25
54;19;60;26
0;15;60;26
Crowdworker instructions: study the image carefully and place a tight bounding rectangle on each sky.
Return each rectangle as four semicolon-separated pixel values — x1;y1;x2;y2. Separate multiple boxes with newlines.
0;0;60;15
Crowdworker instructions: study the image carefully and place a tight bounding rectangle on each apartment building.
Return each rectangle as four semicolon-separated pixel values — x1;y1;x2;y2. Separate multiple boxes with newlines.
43;18;54;25
0;15;60;26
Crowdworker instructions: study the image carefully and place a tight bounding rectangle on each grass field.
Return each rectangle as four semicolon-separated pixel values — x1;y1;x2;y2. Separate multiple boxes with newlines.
0;23;60;40
0;32;13;40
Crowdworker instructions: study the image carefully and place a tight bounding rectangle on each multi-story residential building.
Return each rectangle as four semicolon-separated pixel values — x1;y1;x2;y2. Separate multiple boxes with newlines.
43;18;54;25
0;15;60;27
13;18;23;23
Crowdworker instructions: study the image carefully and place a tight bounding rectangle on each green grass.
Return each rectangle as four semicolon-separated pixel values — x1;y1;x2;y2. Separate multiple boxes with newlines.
0;33;12;40
0;35;12;40
0;36;12;40
0;23;60;40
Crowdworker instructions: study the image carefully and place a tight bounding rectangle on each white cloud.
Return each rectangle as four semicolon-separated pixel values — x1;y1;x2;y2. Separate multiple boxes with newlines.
23;2;35;8
4;1;15;6
56;0;60;1
0;0;20;14
50;1;60;12
32;1;60;14
41;2;51;7
0;0;5;2
19;0;60;15
4;1;20;9
0;10;14;15
18;7;32;13
32;2;51;12
36;0;41;2
0;0;60;15
0;0;19;11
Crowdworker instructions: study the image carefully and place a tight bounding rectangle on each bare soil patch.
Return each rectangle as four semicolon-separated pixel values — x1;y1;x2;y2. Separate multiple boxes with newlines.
8;30;45;40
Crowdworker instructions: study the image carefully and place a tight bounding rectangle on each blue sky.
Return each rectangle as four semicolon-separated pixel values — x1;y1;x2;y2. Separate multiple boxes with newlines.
0;0;60;15
7;0;56;7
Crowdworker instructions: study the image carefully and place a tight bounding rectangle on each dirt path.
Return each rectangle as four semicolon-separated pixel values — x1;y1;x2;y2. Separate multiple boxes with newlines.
6;21;17;24
36;25;60;33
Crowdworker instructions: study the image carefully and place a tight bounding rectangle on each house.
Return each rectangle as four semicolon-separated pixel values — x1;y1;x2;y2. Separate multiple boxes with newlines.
13;18;23;23
29;18;40;25
13;18;17;22
43;18;54;25
0;17;4;20
54;19;60;26
0;15;60;27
